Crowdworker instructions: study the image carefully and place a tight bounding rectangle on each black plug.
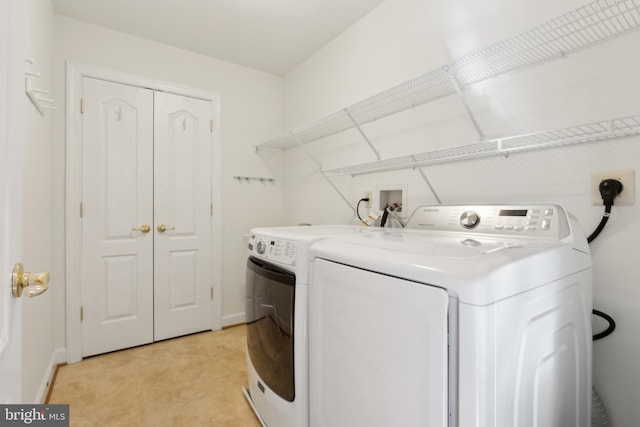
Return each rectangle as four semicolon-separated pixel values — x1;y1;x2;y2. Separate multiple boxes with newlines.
599;179;623;205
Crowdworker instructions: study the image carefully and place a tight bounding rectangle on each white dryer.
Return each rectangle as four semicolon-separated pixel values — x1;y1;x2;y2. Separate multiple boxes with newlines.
309;205;592;427
243;225;377;427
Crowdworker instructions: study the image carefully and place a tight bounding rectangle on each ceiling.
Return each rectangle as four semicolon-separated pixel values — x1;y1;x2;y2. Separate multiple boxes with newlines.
51;0;387;76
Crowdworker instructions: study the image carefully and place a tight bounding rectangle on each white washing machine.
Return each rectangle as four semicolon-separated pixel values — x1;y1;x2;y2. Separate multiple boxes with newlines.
309;204;592;427
243;225;377;427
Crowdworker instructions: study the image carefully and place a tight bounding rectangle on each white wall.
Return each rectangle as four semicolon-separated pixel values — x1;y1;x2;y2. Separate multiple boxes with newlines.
22;0;57;403
52;16;286;338
283;0;640;425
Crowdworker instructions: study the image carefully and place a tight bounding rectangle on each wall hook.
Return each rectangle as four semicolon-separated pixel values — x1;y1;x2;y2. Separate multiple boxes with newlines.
25;59;56;115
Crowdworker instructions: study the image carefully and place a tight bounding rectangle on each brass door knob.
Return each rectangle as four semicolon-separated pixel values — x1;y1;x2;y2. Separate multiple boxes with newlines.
12;263;50;298
157;224;175;233
131;224;151;233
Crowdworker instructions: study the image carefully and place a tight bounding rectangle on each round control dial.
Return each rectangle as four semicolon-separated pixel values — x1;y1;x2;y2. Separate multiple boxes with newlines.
256;240;267;255
460;210;480;229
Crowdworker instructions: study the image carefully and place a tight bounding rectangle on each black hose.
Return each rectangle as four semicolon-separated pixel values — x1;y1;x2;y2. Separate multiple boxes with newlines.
380;205;389;228
592;309;616;341
587;202;612;243
356;198;367;225
587;202;617;341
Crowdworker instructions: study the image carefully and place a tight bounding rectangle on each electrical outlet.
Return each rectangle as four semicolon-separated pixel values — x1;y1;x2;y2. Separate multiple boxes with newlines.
364;191;372;208
591;169;635;205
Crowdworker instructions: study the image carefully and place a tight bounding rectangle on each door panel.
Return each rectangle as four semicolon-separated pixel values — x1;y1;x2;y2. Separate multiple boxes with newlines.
310;259;449;427
153;91;213;341
81;77;154;357
0;0;22;402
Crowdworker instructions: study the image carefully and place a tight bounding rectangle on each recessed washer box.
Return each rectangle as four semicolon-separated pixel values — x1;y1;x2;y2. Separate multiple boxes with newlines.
376;184;408;217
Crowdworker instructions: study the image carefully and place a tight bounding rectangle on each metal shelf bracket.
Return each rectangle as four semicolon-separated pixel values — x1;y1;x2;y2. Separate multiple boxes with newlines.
411;155;442;205
345;109;381;160
293;134;357;216
444;66;485;141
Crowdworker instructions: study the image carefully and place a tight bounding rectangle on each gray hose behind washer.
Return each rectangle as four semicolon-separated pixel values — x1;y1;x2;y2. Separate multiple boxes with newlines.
592;386;609;426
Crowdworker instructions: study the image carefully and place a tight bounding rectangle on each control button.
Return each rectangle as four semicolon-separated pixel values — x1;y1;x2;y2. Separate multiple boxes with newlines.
529;215;539;220
495;224;504;230
541;219;552;230
514;226;524;231
527;220;537;226
526;227;536;232
544;208;554;216
504;225;514;230
460;211;480;229
256;240;267;254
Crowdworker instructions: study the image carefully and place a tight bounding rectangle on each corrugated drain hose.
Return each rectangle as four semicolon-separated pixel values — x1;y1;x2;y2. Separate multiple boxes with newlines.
592;387;610;426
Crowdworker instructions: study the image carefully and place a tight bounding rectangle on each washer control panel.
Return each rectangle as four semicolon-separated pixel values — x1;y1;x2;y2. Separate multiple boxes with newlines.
407;204;570;239
248;234;298;266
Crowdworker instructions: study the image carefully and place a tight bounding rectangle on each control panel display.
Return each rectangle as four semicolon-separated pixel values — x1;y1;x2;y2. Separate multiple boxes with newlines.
248;235;298;266
499;209;528;217
406;204;570;239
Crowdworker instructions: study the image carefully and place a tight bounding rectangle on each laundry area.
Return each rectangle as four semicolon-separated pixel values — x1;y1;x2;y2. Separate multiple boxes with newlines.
2;0;640;426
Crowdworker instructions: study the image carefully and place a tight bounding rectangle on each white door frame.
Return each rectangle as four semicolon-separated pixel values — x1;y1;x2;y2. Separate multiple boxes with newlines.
66;61;223;363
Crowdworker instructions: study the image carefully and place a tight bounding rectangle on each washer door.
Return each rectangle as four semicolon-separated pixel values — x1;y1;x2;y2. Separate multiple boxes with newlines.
245;256;296;402
310;258;449;427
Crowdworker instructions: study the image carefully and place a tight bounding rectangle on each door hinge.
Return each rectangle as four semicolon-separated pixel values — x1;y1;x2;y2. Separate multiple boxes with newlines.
210;119;213;133
211;287;213;301
80;202;83;218
80;98;84;114
80;306;84;321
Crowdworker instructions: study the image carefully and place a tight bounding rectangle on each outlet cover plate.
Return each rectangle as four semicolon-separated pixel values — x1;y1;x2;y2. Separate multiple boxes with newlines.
591;169;635;206
364;191;372;208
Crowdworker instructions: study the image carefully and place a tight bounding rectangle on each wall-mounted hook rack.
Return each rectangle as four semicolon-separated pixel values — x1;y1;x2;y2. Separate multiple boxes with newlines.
233;176;276;184
25;59;56;115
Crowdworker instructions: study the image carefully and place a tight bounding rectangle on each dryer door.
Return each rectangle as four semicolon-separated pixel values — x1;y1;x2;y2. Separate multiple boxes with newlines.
310;258;449;427
245;256;296;402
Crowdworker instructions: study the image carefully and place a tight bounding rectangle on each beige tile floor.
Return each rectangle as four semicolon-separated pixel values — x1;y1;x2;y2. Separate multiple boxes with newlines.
48;325;262;427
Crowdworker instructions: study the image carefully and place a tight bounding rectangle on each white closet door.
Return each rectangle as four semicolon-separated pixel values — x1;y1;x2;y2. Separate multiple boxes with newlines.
153;91;213;341
81;77;154;357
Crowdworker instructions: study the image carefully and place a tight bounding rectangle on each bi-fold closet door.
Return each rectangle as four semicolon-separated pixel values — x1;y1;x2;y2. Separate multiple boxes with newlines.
81;77;213;357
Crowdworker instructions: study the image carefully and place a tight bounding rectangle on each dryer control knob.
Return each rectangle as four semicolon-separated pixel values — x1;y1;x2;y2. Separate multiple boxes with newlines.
256;240;267;255
460;211;480;229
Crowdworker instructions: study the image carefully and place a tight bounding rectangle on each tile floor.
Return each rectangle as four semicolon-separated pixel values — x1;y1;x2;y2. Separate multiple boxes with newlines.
48;325;262;427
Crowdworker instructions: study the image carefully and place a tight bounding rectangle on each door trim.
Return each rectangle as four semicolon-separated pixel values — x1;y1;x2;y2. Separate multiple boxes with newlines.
65;61;223;363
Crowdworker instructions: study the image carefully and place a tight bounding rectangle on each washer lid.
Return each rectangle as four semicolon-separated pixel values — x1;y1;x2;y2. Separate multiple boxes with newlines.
310;229;591;305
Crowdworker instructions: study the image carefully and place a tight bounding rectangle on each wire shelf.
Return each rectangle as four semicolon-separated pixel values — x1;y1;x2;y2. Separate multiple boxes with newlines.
321;115;640;176
257;0;640;151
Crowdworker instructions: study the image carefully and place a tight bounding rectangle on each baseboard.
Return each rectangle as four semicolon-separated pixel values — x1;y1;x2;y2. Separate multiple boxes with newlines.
222;312;245;328
36;348;66;404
